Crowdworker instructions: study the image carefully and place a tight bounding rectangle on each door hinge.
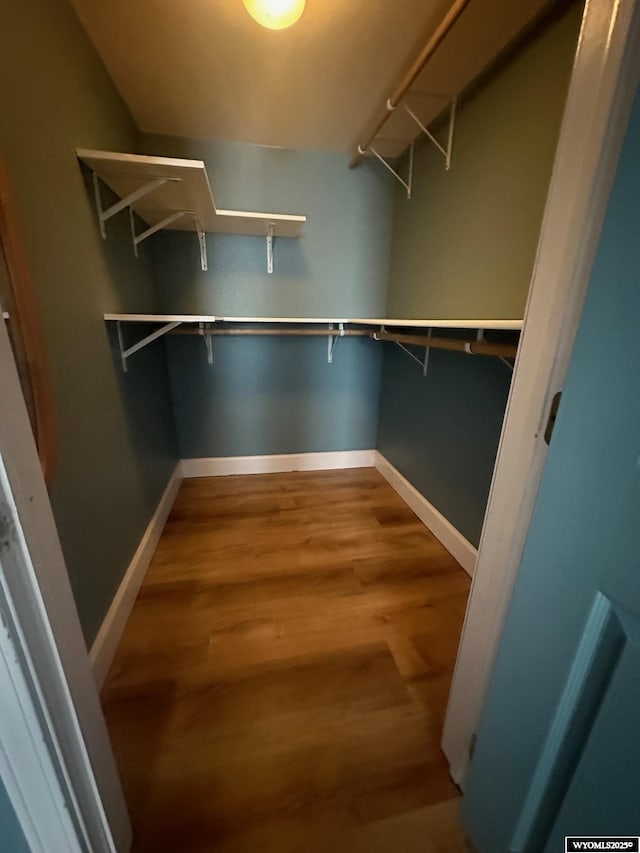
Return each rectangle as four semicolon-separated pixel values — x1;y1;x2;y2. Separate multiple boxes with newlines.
544;391;562;445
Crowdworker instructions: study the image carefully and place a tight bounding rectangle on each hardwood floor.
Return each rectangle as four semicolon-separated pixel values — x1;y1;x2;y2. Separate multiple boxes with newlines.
102;468;472;852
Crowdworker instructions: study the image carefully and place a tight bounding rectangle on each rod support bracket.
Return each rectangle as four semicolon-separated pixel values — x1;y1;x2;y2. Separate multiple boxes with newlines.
131;211;187;257
194;218;208;271
266;223;275;274
327;322;344;364
423;329;432;376
367;143;414;199
403;96;457;171
116;320;182;372
200;323;214;364
92;173;179;238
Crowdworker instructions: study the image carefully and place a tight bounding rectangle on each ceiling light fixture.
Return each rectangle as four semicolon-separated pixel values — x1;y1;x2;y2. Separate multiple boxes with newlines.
242;0;306;30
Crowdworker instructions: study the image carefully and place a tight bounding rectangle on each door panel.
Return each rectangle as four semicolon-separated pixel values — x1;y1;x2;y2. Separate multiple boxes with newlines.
546;613;640;850
461;81;640;851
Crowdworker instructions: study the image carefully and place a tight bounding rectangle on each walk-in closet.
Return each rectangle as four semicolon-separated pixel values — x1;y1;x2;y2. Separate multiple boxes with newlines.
4;0;632;850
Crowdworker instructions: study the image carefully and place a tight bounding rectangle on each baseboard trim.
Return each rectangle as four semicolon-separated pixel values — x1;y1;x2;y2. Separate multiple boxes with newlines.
90;464;182;688
180;450;377;478
374;452;477;577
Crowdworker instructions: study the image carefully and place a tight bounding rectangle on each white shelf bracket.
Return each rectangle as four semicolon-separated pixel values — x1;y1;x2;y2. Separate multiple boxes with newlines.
422;329;433;376
327;322;344;364
395;341;427;372
116;320;181;372
373;324;429;378
199;323;214;365
463;329;486;356
266;223;275;274
194;218;208;271
116;321;128;373
130;210;186;257
92;173;177;238
359;142;414;199
403;97;457;171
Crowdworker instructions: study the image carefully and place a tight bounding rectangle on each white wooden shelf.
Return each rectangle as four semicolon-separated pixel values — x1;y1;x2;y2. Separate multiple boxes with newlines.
105;314;523;330
105;313;522;372
77;149;306;273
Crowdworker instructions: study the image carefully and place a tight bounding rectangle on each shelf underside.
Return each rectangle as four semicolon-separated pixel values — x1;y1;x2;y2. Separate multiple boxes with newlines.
363;0;556;160
78;150;306;238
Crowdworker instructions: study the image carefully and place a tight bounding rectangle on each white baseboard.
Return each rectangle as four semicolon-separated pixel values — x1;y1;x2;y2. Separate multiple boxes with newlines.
180;450;376;478
90;464;182;689
374;452;477;577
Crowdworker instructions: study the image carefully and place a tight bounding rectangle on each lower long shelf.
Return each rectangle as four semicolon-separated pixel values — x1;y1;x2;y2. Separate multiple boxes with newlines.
104;313;523;330
105;313;521;373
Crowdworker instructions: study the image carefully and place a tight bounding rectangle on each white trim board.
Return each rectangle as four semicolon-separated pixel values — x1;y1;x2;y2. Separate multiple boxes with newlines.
181;450;376;478
374;453;477;577
89;464;182;689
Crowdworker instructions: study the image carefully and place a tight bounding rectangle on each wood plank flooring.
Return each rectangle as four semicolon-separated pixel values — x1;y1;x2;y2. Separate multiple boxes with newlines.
102;468;472;852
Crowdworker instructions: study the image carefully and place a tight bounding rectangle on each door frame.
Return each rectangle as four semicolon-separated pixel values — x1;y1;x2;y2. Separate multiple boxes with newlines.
2;0;640;840
443;0;640;785
0;517;85;853
0;294;130;844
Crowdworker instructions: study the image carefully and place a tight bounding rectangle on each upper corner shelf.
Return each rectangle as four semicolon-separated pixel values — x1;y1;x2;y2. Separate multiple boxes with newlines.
76;149;306;273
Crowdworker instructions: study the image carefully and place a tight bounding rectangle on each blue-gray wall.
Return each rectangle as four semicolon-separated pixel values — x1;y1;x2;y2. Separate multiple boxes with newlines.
142;135;392;459
377;6;580;546
0;780;29;853
378;341;512;545
387;2;582;320
0;0;178;644
169;335;381;458
144;135;393;318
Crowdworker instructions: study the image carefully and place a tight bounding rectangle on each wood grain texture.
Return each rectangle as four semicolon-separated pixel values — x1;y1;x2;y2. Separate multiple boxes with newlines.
102;468;471;852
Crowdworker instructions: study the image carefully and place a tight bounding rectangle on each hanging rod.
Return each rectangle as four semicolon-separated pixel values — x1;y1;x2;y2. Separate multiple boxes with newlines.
349;0;471;169
373;330;518;359
113;321;519;372
172;325;517;359
171;327;370;338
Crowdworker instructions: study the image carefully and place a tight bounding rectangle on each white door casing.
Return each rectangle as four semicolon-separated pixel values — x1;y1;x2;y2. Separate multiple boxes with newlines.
0;473;86;852
0;305;131;851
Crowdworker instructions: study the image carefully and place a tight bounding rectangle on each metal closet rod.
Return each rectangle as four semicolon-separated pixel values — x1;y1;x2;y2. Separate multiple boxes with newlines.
172;326;518;359
172;327;369;338
349;0;471;169
373;330;517;359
